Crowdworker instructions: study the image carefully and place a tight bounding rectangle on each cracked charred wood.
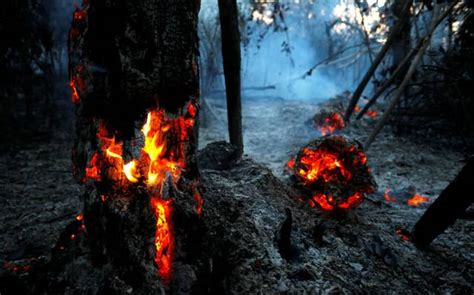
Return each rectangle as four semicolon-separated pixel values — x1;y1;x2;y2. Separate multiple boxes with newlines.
65;0;209;293
218;0;244;157
412;157;474;249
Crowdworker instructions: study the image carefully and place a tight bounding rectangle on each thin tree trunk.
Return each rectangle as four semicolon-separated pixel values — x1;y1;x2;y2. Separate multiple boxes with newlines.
344;0;411;122
364;2;460;150
356;46;416;119
218;0;244;157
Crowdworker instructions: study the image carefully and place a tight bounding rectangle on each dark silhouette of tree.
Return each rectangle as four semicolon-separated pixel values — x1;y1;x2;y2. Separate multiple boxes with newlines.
218;0;244;157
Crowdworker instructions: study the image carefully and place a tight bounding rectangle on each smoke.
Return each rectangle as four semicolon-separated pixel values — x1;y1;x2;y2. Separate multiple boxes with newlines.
200;0;378;102
242;28;340;101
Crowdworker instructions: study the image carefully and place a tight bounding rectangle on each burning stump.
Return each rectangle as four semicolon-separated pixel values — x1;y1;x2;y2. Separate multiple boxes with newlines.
288;135;376;211
61;0;208;293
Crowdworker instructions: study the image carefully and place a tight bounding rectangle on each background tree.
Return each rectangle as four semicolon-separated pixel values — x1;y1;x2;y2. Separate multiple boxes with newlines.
218;0;244;157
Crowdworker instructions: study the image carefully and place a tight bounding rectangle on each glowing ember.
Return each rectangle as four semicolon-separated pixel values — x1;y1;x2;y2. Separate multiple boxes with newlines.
290;136;376;211
193;188;204;216
72;0;88;22
151;198;174;282
69;80;80;103
287;159;295;169
73;10;86;21
82;101;198;281
407;194;429;206
396;228;411;241
315;112;346;135
296;148;352;184
85;153;101;181
3;261;33;274
384;188;396;203
76;213;84;221
365;110;378;118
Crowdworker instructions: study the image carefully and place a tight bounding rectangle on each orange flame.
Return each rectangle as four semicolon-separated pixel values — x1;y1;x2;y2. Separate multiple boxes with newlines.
83;102;198;281
407;194;429;206
296;148;352;184
141;111;186;187
123;161;140;183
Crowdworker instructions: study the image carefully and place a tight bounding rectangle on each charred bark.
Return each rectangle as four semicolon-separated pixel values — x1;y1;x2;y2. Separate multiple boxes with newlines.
412;157;474;249
67;0;207;293
218;0;244;157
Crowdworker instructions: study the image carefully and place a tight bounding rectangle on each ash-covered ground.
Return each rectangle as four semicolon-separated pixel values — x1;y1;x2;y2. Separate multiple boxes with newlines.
0;95;472;293
200;95;472;292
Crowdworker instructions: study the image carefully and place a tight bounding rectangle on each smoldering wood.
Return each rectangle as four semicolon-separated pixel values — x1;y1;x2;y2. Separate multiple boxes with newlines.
412;157;474;248
218;0;244;157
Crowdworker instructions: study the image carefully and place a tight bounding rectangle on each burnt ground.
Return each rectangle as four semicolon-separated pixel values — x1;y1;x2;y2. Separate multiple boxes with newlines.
0;95;473;293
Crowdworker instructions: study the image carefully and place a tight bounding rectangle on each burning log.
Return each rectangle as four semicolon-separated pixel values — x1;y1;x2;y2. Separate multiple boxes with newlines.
288;135;377;211
412;157;474;249
64;0;208;292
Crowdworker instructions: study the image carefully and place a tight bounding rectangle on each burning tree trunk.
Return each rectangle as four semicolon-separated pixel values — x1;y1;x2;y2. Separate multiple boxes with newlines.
68;0;207;292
